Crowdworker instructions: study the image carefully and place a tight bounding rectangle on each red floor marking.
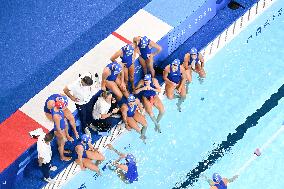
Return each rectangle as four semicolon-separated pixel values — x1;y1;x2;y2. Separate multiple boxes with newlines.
112;32;132;44
0;110;48;173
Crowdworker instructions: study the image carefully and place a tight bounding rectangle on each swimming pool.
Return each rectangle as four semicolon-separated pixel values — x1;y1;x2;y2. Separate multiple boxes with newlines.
62;1;284;188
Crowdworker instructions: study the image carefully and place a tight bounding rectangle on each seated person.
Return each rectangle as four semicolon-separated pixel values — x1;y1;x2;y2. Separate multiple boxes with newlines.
183;47;206;86
75;134;105;175
135;74;164;133
44;94;79;139
91;91;120;132
51;97;73;161
121;94;147;143
133;36;162;77
163;59;186;112
101;61;129;101
110;44;136;91
107;144;138;184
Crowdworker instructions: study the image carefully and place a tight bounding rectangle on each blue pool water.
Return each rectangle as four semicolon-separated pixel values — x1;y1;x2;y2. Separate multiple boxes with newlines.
63;1;284;188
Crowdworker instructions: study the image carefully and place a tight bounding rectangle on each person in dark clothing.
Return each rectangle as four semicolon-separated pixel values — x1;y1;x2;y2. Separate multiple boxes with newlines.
91;91;120;132
64;73;98;133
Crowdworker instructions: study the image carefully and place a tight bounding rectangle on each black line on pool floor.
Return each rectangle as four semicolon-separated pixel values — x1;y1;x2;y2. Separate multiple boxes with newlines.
173;84;284;189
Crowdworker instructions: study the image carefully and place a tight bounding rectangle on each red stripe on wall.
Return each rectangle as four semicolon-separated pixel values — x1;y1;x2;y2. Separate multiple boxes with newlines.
0;110;48;173
112;32;132;44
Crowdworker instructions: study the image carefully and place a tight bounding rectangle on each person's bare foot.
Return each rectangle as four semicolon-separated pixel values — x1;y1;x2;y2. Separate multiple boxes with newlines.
107;144;114;150
154;124;162;133
139;135;146;144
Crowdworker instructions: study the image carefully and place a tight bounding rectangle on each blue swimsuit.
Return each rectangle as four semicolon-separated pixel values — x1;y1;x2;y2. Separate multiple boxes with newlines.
214;180;227;189
106;62;121;81
188;54;201;70
44;94;61;113
127;104;137;117
121;47;133;68
142;82;156;100
138;37;151;60
51;108;65;130
167;64;182;84
124;161;138;183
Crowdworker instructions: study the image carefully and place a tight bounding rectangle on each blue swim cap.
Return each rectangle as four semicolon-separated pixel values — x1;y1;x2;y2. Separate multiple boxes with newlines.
212;173;222;182
81;134;91;143
144;74;151;81
190;47;198;54
140;36;149;48
171;59;181;65
127;94;136;103
124;44;134;56
113;62;122;74
126;154;136;163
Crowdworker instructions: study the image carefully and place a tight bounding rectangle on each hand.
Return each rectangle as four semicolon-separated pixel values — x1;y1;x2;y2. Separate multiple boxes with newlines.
172;81;178;87
66;135;74;142
101;85;106;91
75;131;79;139
147;53;154;59
167;81;176;87
145;85;151;90
38;160;42;167
72;96;80;102
111;97;116;103
119;153;126;158
233;175;239;179
107;144;114;150
120;83;126;91
112;108;119;114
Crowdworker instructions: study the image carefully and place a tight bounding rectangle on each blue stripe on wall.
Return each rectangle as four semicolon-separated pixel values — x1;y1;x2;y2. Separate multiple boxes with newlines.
0;0;151;123
159;0;258;68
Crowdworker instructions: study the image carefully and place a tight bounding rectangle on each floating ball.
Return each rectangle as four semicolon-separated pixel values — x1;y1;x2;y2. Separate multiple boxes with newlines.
254;148;261;156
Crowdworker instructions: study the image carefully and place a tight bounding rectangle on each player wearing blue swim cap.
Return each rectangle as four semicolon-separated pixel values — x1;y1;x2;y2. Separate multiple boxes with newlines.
133;36;162;77
107;144;139;184
135;74;165;133
163;59;187;112
202;173;238;189
183;47;206;88
110;44;136;91
102;61;129;101
121;94;147;143
75;134;105;175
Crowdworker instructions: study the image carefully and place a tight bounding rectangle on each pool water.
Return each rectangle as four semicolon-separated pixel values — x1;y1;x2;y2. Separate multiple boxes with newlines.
63;1;284;188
